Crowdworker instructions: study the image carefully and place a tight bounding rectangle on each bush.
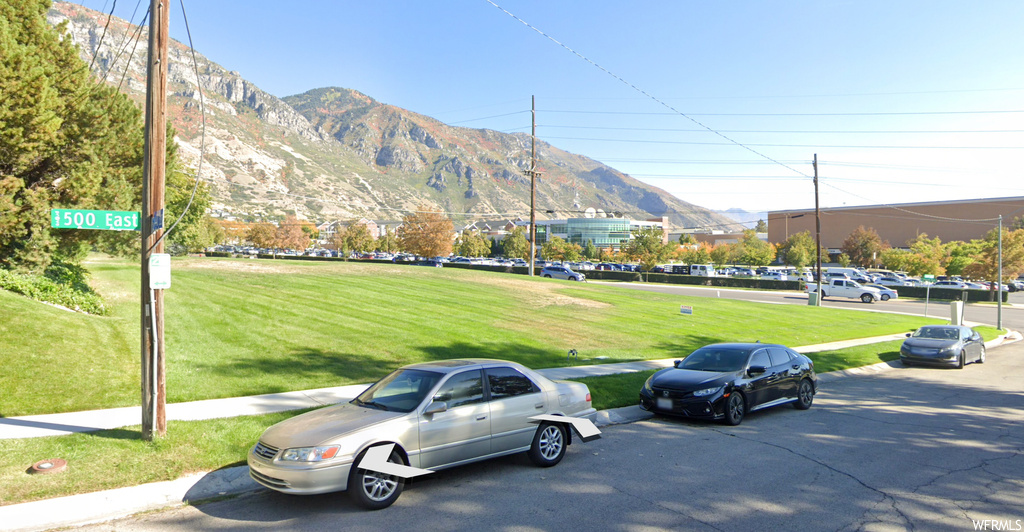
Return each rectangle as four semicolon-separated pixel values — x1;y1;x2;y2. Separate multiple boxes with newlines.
0;267;107;315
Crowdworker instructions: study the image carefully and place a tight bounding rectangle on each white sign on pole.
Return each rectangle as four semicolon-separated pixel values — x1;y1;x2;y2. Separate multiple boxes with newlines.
149;253;171;289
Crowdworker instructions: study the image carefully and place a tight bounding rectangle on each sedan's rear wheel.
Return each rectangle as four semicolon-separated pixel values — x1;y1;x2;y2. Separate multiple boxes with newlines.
349;446;405;510
794;379;814;410
978;344;986;363
957;351;966;369
542;274;552;278
528;422;567;467
723;393;745;426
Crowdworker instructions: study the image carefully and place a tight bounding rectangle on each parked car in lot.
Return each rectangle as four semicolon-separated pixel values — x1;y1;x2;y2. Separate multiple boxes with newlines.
541;266;585;281
760;271;790;281
807;279;882;303
414;259;443;268
900;325;986;369
865;284;898;301
876;277;909;287
248;359;596;509
639;343;817;426
932;280;969;289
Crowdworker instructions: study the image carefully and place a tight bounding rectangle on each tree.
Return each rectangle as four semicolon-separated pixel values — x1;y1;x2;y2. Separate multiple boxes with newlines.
735;229;776;266
779;231;817;268
964;228;1024;295
709;243;732;267
677;241;712;265
623;227;672;275
245;223;277;248
501;227;529;259
841;226;885;267
754;219;768;233
678;233;697;245
905;233;946;276
397;207;453;258
837;253;851;267
376;227;399;253
583;239;598;260
338;222;374;253
276;215;310;251
540;236;581;262
453;230;490;257
944;239;983;276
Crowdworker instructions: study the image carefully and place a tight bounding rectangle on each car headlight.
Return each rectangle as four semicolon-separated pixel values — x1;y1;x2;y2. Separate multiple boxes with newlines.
279;445;341;462
692;386;723;397
643;376;654;393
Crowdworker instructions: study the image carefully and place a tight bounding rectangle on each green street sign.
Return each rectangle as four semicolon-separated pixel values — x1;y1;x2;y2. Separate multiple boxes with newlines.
51;209;140;231
923;274;936;281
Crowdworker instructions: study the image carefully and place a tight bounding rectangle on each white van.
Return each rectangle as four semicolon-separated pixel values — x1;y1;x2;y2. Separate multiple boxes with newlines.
690;264;718;277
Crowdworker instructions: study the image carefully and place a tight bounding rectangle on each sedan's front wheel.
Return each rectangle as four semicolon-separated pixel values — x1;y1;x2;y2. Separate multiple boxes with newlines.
528;422;567;467
794;379;814;410
977;344;986;363
957;351;966;370
860;293;875;303
880;294;891;301
723;393;745;426
349;446;406;510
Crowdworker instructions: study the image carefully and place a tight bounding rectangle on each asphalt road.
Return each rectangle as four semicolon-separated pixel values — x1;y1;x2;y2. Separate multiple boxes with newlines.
73;341;1024;531
598;282;1024;332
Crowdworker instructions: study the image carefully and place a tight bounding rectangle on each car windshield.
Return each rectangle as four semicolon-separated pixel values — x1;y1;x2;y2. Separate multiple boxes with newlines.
912;327;958;340
678;347;750;372
353;369;443;413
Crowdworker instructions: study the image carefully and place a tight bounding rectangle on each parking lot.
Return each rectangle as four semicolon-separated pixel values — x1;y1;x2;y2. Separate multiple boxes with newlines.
73;340;1024;531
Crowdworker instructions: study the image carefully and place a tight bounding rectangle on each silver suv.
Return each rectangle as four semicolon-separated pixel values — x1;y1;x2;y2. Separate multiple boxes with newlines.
541;266;585;282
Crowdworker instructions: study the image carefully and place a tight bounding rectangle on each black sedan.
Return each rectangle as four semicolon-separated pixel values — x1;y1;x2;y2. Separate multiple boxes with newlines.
900;325;986;369
639;343;817;425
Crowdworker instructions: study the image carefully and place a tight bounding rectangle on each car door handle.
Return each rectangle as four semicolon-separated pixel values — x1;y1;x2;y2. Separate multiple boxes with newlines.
535;403;545;409
476;415;487;421
791;365;800;369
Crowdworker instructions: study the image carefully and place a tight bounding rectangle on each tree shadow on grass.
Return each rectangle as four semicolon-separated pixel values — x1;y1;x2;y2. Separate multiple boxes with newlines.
191;348;402;393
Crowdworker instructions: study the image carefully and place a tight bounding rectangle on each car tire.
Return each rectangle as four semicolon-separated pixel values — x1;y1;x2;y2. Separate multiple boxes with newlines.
348;445;406;510
957;351;965;370
723;393;745;426
860;293;874;303
794;379;814;410
902;359;912;367
978;344;986;363
528;422;567;467
542;274;552;278
880;294;890;301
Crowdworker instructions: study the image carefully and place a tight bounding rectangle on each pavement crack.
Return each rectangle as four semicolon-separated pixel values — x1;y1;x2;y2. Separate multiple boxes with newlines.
709;428;916;531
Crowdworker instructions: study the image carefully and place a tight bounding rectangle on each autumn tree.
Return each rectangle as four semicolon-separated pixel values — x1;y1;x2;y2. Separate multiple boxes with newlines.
276;215;310;251
398;207;453;258
501;227;529;260
841;226;885;267
335;222;374;253
963;228;1024;295
245;223;277;248
944;239;983;276
677;241;713;265
541;236;582;262
623;227;672;274
709;243;732;266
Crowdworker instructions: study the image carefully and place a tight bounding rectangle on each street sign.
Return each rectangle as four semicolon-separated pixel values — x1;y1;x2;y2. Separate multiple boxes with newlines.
51;209;140;231
149;253;171;289
923;274;936;282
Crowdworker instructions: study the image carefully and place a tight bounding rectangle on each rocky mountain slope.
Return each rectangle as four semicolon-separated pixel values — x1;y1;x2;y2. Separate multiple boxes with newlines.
47;1;736;230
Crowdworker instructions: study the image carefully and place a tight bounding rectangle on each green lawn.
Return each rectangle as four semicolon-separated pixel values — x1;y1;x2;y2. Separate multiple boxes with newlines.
0;256;949;416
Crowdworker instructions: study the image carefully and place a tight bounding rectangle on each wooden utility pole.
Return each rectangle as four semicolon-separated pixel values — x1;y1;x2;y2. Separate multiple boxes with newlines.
141;0;169;440
813;154;822;307
527;95;538;276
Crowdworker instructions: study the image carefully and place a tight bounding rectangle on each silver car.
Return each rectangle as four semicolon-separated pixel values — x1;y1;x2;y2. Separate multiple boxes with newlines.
248;359;596;509
541;266;585;281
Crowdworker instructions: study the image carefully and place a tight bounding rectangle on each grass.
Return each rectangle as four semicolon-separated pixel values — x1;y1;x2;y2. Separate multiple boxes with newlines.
0;256;946;417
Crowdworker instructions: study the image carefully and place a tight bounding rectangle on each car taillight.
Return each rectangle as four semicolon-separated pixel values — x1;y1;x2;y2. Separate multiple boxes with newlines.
585;393;592;403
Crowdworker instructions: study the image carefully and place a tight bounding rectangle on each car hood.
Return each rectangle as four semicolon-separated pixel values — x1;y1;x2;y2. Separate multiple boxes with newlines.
903;338;960;349
650;368;732;391
259;402;406;448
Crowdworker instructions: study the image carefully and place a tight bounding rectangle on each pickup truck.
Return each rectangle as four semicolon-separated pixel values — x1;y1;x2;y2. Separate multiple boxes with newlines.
806;279;882;303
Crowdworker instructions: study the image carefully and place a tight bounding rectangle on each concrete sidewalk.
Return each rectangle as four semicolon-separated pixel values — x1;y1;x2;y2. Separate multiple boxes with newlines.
2;332;914;440
1;331;1020;532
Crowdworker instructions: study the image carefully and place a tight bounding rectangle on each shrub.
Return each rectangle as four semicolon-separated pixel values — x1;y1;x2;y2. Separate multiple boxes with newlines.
0;267;107;315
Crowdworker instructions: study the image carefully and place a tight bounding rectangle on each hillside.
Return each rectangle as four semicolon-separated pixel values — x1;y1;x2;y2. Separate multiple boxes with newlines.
47;1;737;230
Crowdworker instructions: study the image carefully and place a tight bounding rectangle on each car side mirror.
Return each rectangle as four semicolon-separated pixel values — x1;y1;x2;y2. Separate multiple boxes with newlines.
906;333;912;337
423;401;448;415
748;365;767;376
673;359;682;368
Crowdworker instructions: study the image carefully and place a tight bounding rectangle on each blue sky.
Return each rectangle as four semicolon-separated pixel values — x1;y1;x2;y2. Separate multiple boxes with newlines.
79;0;1024;215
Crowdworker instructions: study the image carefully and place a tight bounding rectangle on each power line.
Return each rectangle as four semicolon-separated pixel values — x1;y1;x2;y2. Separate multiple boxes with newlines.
540;135;1024;150
535;124;1024;135
538;109;1024;117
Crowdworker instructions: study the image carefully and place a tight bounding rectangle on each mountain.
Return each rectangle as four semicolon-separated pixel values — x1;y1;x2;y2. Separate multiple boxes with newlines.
47;2;737;230
716;209;768;230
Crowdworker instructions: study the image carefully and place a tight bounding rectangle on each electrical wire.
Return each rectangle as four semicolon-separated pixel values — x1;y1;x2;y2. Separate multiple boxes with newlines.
86;0;117;73
537;108;1024;117
483;0;811;180
539;135;1024;150
535;124;1024;135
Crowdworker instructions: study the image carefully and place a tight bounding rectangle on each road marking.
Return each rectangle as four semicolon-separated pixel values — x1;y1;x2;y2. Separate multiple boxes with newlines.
357;444;434;479
529;415;602;442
